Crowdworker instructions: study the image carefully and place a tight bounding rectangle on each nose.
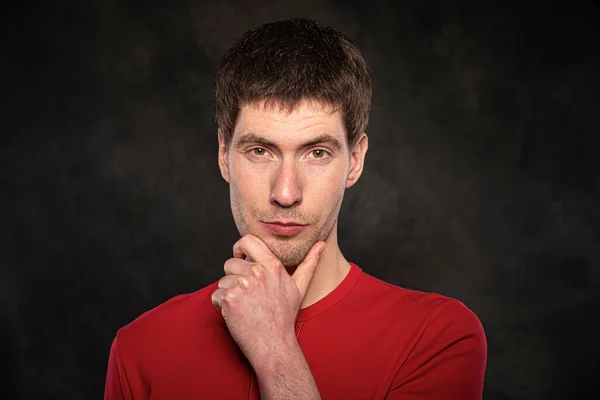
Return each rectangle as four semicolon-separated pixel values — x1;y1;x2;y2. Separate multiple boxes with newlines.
270;159;302;208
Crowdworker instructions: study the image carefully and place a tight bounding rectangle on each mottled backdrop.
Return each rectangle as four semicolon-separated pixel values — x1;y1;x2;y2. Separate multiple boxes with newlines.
1;1;599;399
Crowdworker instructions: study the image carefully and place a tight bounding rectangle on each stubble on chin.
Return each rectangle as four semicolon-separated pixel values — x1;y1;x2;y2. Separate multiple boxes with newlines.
235;218;329;268
266;235;318;268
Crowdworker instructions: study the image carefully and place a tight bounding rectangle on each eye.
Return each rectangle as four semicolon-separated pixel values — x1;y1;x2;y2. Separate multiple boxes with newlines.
249;148;269;157
309;149;330;159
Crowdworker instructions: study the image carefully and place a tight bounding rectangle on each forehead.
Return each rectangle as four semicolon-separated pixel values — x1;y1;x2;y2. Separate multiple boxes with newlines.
233;99;346;146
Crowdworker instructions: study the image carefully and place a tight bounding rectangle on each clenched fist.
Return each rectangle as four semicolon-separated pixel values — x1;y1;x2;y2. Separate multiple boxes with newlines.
211;234;326;368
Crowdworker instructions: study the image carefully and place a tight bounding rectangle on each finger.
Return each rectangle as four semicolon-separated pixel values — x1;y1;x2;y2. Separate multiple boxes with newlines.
233;234;278;265
291;241;326;299
218;274;250;290
211;288;227;309
224;258;253;276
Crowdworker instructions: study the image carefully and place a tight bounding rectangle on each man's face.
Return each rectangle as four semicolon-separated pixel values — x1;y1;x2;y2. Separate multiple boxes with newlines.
218;100;366;268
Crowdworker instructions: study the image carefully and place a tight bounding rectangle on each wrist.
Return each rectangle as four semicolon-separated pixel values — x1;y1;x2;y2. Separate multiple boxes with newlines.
251;334;302;376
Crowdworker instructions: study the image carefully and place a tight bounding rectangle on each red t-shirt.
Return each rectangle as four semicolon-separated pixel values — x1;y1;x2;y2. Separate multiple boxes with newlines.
104;262;487;399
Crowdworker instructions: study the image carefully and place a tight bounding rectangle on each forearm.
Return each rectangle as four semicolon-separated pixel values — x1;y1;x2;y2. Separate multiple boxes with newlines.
253;339;321;400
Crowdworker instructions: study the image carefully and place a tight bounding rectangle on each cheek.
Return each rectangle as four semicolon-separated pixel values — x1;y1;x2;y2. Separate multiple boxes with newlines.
230;163;268;204
305;167;347;208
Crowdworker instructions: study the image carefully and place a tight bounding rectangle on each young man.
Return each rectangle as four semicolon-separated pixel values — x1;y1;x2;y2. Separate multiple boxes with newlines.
104;18;487;400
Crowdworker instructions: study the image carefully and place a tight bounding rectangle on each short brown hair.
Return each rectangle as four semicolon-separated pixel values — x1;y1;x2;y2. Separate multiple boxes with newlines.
214;18;371;149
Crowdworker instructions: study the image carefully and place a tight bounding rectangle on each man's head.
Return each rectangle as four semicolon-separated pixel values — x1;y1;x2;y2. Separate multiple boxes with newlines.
215;19;371;268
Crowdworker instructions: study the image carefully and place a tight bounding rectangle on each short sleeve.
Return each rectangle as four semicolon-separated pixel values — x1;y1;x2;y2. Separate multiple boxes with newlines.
386;299;487;400
104;333;132;400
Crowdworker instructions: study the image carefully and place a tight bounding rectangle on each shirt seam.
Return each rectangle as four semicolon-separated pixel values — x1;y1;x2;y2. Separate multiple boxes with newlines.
115;331;134;399
387;298;453;392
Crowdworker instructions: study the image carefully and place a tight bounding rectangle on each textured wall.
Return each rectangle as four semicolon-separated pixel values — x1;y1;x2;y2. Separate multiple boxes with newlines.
1;1;599;399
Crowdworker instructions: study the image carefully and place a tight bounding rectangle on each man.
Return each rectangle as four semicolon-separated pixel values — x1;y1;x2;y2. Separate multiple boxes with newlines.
104;18;487;400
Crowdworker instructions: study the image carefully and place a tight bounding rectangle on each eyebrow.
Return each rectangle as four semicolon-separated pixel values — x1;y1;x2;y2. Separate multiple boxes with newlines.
233;133;344;152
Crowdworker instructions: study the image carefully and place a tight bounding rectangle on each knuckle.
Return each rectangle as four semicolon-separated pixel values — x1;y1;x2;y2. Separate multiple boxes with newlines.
223;290;234;304
237;276;249;288
223;287;240;304
251;265;265;278
242;234;260;249
262;258;281;270
211;289;223;306
247;234;260;244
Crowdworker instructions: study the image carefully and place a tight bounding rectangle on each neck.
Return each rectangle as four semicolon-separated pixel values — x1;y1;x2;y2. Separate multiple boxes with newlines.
290;221;351;309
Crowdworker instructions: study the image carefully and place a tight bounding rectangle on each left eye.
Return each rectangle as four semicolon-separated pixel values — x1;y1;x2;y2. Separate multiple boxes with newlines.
310;150;329;159
250;148;268;156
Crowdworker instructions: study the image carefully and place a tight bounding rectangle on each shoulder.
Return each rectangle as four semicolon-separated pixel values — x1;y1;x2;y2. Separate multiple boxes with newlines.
356;271;448;313
357;271;485;339
115;280;221;347
106;280;226;388
363;275;488;396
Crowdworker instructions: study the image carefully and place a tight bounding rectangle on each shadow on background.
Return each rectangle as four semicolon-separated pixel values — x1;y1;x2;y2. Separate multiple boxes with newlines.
1;0;599;399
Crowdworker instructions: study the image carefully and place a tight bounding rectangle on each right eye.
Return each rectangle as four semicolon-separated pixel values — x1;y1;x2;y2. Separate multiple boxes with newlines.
247;147;272;159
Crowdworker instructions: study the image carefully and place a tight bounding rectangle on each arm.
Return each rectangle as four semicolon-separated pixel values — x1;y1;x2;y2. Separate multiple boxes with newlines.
387;299;487;400
253;336;321;400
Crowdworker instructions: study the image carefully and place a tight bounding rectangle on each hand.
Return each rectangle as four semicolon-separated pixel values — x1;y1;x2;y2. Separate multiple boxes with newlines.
211;234;326;367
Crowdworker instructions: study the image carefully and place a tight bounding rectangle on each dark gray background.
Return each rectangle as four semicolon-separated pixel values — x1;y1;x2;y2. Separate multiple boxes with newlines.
2;1;599;399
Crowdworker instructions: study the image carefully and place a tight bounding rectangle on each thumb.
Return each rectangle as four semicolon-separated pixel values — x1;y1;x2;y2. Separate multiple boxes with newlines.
292;241;326;299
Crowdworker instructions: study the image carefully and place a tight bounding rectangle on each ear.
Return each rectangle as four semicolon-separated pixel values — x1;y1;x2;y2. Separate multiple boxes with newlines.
218;130;230;183
345;133;368;189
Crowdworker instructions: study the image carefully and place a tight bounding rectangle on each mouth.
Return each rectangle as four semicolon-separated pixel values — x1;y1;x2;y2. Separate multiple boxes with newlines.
261;221;307;236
